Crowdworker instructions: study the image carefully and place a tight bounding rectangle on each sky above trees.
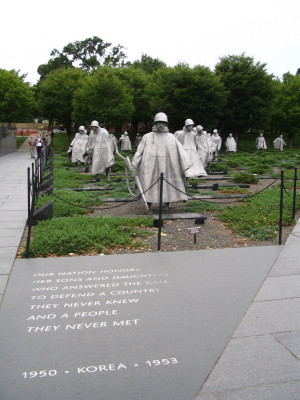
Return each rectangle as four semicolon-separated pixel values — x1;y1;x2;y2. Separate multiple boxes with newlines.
2;0;299;85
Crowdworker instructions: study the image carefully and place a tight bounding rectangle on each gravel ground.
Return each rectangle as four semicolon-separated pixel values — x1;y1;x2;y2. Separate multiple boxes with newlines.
18;174;298;258
91;176;298;255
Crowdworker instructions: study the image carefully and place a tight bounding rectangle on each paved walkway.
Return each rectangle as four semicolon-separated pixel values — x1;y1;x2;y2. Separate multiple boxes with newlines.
0;148;299;399
0;143;34;302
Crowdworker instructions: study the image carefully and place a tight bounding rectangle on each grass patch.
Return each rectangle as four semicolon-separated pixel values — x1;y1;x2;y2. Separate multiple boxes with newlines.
23;215;154;257
218;187;299;240
16;137;27;149
232;172;259;184
35;190;104;217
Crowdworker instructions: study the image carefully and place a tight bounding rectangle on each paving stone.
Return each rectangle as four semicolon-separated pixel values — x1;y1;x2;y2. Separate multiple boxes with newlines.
270;258;300;276
0;235;22;247
216;381;300;400
195;394;219;399
274;331;300;359
200;335;300;393
0;275;9;294
233;298;300;337
0;221;26;229
0;246;279;400
278;235;300;258
0;248;17;274
0;203;28;211
255;275;300;301
0;211;27;222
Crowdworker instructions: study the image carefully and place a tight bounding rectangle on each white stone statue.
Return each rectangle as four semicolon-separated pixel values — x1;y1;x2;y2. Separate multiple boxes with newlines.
211;129;222;159
195;125;211;168
135;133;142;146
256;133;267;150
110;133;118;149
120;131;132;151
71;126;89;165
88;120;115;181
273;135;286;151
131;112;191;206
225;133;237;152
174;119;207;178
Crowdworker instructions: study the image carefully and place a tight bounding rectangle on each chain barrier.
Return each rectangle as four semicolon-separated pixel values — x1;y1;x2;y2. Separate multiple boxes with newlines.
283;180;295;194
163;177;279;205
50;177;161;211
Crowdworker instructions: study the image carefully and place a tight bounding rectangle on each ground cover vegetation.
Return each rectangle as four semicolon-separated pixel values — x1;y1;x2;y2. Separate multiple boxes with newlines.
23;131;300;257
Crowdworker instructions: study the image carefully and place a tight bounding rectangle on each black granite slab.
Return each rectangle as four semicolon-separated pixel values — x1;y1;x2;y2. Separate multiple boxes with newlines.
0;246;281;400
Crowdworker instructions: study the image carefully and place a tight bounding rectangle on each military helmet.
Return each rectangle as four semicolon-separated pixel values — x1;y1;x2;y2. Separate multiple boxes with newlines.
154;112;168;124
185;119;194;127
90;120;99;128
78;125;85;131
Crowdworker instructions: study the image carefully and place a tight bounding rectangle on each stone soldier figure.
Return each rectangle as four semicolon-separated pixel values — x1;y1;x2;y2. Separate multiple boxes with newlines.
225;133;237;152
71;126;89;166
273;135;286;151
131;112;191;207
195;125;211;168
88;120;115;181
256;133;267;150
135;133;142;146
174;119;207;178
120;131;132;151
211;129;222;159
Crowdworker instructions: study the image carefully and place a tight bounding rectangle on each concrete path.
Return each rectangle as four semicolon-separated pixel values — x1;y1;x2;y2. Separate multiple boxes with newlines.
196;219;300;399
0;146;35;302
0;148;299;399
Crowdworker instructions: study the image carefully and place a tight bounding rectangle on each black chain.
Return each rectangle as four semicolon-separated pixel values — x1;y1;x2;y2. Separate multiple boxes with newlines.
163;177;279;205
283;180;295;194
51;177;160;211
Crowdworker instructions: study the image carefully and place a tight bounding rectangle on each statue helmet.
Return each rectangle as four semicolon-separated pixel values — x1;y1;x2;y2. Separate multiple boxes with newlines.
185;119;194;127
213;129;218;134
78;125;85;131
90;120;99;128
196;125;203;132
154;112;168;124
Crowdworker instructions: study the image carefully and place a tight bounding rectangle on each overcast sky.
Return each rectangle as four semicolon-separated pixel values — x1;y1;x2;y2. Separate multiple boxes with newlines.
1;0;299;85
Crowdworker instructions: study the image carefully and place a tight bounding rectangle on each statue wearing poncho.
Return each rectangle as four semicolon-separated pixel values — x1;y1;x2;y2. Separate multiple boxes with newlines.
131;113;191;204
174;119;207;178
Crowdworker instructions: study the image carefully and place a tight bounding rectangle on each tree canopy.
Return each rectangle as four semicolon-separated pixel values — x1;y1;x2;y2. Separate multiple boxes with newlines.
37;37;128;80
215;54;275;135
0;69;36;122
148;64;227;132
37;68;87;135
72;66;134;129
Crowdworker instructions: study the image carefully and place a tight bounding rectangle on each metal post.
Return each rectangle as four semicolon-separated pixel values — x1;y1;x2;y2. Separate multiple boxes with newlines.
157;172;164;251
25;167;32;258
27;168;31;226
31;163;35;206
292;167;297;220
279;169;284;245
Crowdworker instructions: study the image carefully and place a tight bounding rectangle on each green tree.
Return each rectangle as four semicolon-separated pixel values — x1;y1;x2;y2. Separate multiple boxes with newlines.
37;36;128;80
37;68;86;136
215;54;275;140
0;69;35;122
115;66;153;133
148;64;227;132
131;54;167;74
72;66;134;131
271;72;300;148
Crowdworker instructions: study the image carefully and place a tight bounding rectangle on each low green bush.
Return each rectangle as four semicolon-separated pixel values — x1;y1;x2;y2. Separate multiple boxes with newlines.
23;215;153;257
218;187;299;240
232;173;259;184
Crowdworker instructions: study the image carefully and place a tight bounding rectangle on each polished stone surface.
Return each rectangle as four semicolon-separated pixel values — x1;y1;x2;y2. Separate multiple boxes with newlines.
0;246;280;400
